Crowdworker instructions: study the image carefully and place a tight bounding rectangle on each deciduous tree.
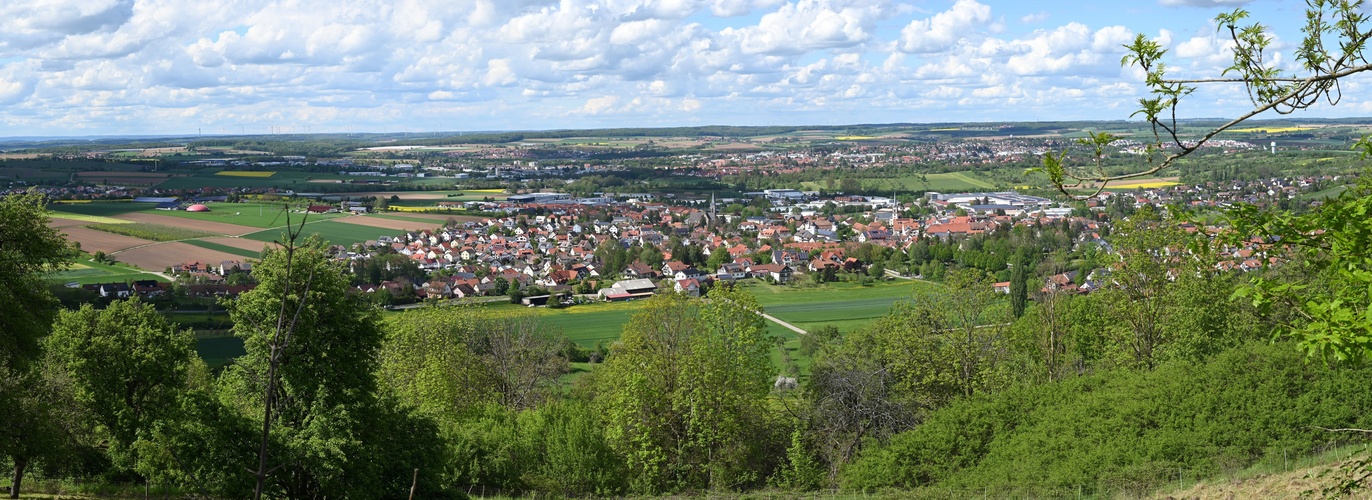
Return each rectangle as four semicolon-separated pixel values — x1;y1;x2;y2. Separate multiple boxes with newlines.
597;287;773;493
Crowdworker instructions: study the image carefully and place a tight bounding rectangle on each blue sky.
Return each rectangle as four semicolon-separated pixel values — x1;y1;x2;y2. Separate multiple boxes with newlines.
0;0;1363;137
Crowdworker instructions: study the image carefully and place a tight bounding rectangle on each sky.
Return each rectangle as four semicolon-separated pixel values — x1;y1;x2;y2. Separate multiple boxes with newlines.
0;0;1366;137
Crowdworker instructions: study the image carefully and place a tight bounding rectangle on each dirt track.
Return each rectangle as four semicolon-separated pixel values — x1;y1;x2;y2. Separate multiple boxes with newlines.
60;226;154;253
112;212;260;236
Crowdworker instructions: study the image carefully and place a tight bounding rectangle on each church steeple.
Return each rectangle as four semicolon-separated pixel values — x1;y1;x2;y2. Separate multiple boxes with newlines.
709;192;717;226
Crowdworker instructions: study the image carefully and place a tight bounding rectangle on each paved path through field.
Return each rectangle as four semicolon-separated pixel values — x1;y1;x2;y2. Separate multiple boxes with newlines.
761;312;807;335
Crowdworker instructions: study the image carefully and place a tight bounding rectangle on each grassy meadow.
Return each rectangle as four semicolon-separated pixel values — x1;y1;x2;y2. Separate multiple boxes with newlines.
241;219;400;247
144;202;351;228
182;239;263;258
43;256;171;284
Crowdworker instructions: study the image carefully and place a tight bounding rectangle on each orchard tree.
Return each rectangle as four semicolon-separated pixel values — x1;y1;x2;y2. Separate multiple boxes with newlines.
46;299;198;472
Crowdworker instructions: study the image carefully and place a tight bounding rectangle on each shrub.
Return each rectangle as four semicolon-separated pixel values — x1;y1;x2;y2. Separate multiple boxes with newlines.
842;342;1372;496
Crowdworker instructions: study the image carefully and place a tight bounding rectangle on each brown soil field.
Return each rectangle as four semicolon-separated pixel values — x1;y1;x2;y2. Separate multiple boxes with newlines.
0;153;43;159
137;147;189;156
374;213;487;222
111;213;259;236
115;242;249;271
198;237;278;253
60;226;154;253
659;140;708;148
47;217;90;228
334;216;445;231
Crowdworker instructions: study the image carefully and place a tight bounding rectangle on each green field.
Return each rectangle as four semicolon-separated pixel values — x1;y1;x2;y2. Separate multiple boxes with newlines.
142;202;351;228
891;172;998;191
533;304;642;346
1301;184;1351;200
50;202;157;217
241;219;400;247
44;257;170;284
194;281;934;373
155;171;351;190
748;281;927;329
183;239;263;258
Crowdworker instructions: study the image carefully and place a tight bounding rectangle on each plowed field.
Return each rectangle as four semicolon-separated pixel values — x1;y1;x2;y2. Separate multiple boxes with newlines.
60;226;153;253
372;213;487;222
333;216;444;231
47;217;91;228
115;242;249;271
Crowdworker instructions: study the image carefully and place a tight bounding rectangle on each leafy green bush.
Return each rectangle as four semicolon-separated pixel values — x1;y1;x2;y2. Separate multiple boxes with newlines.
440;401;625;497
842;342;1372;496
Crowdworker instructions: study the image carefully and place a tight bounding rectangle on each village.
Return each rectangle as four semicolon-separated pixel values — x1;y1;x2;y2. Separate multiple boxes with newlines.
63;171;1340;310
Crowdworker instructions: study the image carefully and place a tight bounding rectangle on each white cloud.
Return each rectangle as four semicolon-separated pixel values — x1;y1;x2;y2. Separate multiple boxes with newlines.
581;95;622;114
728;0;883;55
0;0;1309;135
897;0;992;53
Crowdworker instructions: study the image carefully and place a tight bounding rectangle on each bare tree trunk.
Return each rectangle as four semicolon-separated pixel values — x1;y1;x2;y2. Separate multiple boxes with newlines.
253;357;280;500
9;458;26;500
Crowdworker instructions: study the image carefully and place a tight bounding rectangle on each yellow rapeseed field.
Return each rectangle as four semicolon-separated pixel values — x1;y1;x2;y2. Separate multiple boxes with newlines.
215;171;276;177
388;206;442;212
1109;181;1181;189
